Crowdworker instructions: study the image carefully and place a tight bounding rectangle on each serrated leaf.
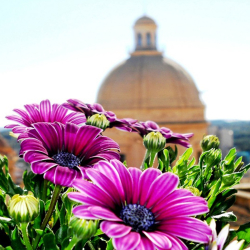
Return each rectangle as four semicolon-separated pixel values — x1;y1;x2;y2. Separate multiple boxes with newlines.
43;233;59;250
220;172;245;192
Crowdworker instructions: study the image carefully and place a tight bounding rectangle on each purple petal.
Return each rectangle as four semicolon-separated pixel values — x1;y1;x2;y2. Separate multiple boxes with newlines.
143;231;172;249
72;179;116;208
88;206;122;222
6;115;30;126
62;102;80;112
24;151;53;163
46;165;78;187
162;234;188;250
139;168;162;206
160;224;210;243
64;123;78;153
137;236;155;250
113;232;141;250
12;126;27;133
72;205;99;220
39;100;51;122
86;168;123;205
128;167;142;204
156;202;209;220
110;160;133;204
33;123;60;154
68;192;115;209
92;161;125;202
31;161;57;174
145;172;179;209
20;138;48;155
151;189;193;213
87;151;120;164
53;104;68;122
73;125;102;157
100;221;132;238
24;104;42;123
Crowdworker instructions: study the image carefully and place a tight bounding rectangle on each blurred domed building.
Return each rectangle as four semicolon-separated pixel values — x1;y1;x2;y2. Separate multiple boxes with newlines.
97;16;208;166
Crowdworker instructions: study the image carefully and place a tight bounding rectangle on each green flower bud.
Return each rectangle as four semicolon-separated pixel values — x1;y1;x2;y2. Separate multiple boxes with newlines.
9;193;39;223
201;135;220;151
69;216;98;240
205;149;222;167
185;186;201;196
143;132;166;152
86;114;110;130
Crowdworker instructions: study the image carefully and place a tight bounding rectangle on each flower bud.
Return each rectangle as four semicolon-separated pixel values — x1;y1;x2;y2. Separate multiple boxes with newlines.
86;114;110;130
143;132;166;152
201;135;220;151
185;186;201;196
9;193;39;223
205;149;222;168
69;216;98;240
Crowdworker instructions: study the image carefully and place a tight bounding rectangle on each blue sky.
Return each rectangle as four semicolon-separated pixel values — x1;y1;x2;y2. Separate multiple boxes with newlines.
1;0;250;126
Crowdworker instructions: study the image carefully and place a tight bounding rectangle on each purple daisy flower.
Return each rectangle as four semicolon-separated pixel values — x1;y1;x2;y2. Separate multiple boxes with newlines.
132;120;193;148
19;122;120;187
5;99;86;134
68;159;212;250
63;99;136;131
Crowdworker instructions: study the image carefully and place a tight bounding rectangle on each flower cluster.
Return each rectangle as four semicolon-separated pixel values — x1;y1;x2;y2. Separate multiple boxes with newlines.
1;98;249;250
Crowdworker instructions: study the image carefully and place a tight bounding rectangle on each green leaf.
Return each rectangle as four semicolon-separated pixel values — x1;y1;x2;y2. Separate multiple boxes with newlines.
55;225;69;245
106;239;113;250
236;222;250;247
10;227;26;250
211;211;237;222
0;216;12;224
94;228;104;236
33;200;45;229
0;196;9;217
210;195;236;216
219;172;245;192
35;229;44;236
43;233;59;250
6;174;23;197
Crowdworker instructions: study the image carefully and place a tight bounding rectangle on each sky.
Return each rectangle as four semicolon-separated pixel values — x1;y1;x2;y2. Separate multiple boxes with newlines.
0;0;250;127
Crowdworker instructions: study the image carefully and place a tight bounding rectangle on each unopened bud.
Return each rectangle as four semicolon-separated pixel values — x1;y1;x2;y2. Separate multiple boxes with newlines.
143;132;166;152
201;135;220;151
69;216;98;240
86;114;110;130
205;149;222;167
9;193;39;223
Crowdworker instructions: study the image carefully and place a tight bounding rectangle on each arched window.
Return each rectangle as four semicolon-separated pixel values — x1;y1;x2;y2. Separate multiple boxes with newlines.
137;33;142;46
146;33;151;46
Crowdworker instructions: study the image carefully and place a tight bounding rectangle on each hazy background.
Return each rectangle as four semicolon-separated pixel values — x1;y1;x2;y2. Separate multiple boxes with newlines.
1;0;250;126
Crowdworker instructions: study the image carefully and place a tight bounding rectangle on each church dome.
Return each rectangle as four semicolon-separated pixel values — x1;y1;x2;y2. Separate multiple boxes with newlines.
97;15;205;123
97;55;203;110
135;16;156;26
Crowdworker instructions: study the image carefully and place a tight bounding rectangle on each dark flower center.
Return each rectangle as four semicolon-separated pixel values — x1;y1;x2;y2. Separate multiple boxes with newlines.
52;152;80;169
120;204;155;232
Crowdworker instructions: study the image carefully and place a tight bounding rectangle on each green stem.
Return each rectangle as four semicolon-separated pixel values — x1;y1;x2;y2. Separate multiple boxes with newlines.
141;150;150;170
87;241;95;250
33;185;62;249
65;236;79;250
21;223;33;250
149;151;157;168
41;179;48;202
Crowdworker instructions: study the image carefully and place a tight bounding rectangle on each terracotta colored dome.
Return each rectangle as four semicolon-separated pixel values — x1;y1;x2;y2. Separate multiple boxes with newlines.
97;54;203;110
135;16;156;26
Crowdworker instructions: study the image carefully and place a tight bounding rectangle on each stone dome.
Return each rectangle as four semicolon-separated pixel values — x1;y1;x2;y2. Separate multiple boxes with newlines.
97;16;205;123
135;16;156;26
97;54;204;110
